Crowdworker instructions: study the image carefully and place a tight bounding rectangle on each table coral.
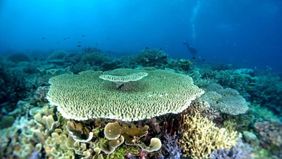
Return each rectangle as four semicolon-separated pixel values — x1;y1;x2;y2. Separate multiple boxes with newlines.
47;68;204;121
201;86;249;115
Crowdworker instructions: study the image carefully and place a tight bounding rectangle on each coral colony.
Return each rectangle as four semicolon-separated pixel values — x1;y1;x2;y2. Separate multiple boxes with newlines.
0;49;281;159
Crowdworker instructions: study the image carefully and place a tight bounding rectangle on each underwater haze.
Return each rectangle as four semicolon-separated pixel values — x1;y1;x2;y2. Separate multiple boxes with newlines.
1;1;282;159
1;0;282;72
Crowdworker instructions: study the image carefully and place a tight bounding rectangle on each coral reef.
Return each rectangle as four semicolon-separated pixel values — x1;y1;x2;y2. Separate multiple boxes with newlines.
249;74;282;115
242;131;259;146
0;62;28;108
134;48;168;67
249;104;280;122
191;65;282;116
0;105;57;159
179;112;239;159
160;133;182;159
32;86;49;104
47;68;204;121
0;115;15;129
103;121;161;153
168;59;193;72
47;50;67;61
7;53;31;63
214;68;256;95
254;121;282;157
81;49;110;66
0;104;163;159
201;85;249;115
99;70;148;89
209;139;253;159
1;47;282;159
188;98;221;121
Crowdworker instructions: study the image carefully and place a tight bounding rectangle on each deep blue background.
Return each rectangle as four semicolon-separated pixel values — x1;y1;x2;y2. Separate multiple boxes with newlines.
0;0;281;72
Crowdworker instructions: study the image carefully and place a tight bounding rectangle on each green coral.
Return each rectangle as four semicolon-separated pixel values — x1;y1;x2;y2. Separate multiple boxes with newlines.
249;104;280;122
47;68;204;121
100;136;125;154
252;148;274;159
107;145;139;159
0;115;15;129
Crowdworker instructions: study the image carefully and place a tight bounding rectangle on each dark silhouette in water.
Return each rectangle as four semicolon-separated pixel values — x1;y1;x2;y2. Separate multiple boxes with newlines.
183;41;198;59
64;37;70;40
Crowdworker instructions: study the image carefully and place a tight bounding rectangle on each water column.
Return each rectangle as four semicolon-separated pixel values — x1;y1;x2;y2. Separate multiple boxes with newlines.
190;0;202;43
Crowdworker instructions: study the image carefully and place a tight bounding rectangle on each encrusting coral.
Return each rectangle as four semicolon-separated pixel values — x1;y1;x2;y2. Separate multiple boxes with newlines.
47;68;204;121
179;112;239;159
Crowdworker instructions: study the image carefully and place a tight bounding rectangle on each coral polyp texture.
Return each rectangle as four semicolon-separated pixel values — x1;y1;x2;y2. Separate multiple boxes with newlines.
179;112;239;159
201;86;249;115
47;68;204;121
99;71;148;83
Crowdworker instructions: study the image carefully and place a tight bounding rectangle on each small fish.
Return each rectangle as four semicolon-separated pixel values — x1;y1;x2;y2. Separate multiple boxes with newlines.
77;44;81;47
41;37;46;40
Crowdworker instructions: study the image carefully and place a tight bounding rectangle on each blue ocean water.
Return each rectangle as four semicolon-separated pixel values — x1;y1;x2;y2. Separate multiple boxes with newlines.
0;1;282;159
0;0;281;72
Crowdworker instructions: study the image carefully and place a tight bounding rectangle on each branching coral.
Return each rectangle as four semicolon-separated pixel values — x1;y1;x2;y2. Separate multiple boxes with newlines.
161;133;182;159
179;112;239;159
209;139;253;159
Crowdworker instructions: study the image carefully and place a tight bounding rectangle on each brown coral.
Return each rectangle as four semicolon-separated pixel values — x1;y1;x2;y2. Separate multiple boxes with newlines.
254;121;282;149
